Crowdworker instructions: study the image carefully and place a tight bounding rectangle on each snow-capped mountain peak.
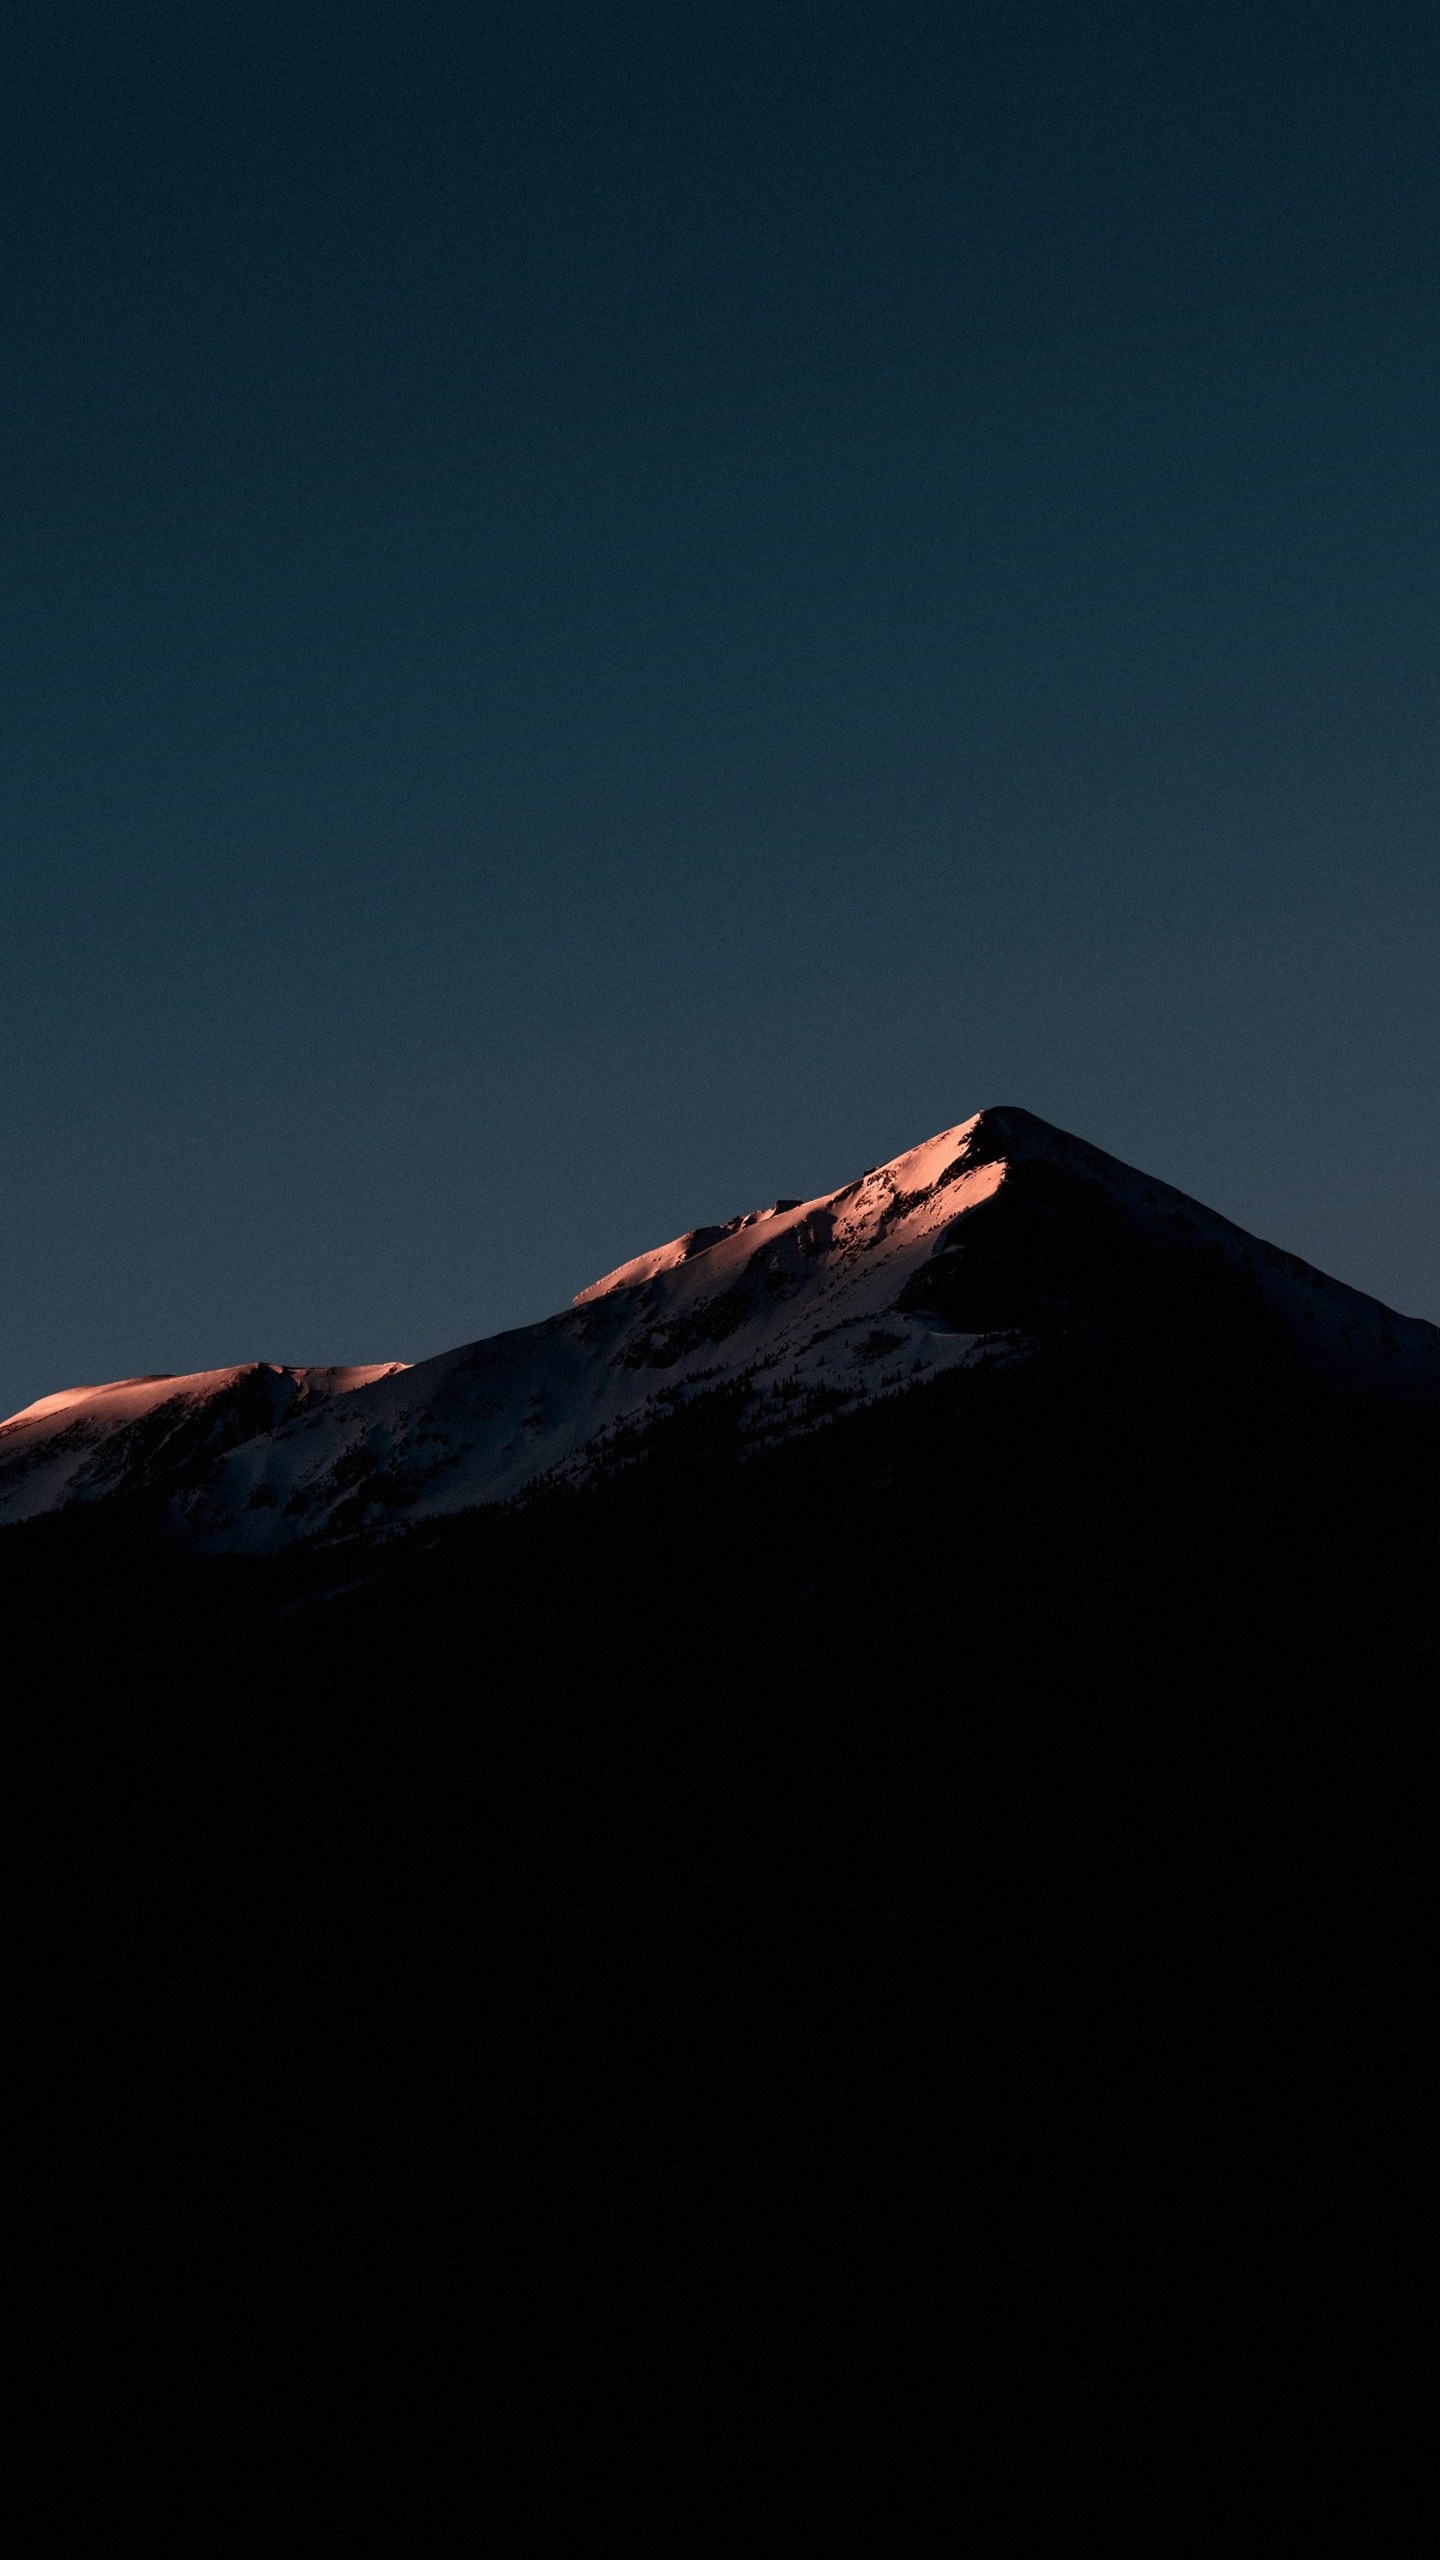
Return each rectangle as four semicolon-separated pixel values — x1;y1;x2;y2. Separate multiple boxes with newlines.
2;1106;1434;1549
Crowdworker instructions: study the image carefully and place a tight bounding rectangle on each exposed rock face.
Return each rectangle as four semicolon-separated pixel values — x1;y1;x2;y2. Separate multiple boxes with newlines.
2;1105;1434;1550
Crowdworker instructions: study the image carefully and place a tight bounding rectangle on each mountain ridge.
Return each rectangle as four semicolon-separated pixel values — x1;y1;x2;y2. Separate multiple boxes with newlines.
2;1103;1434;1549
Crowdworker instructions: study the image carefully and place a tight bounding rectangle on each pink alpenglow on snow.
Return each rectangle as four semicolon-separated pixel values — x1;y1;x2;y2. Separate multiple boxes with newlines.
0;1363;407;1530
2;1106;1435;1551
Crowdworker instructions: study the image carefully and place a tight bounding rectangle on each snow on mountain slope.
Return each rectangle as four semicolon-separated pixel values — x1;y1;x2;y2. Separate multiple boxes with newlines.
0;1364;406;1530
2;1106;1435;1550
177;1115;1012;1550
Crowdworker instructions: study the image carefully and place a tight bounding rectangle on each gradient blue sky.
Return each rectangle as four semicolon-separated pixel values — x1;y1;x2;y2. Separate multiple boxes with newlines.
3;0;1437;1417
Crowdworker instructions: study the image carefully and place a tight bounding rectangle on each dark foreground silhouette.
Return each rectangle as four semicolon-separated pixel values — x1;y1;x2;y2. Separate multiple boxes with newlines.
10;1279;1434;2542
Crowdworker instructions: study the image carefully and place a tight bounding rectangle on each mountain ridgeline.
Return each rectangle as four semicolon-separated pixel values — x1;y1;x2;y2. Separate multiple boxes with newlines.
10;1107;1434;2536
2;1105;1434;1555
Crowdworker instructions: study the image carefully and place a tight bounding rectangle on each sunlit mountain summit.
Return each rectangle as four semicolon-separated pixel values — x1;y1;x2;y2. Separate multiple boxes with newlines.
3;1105;1435;1551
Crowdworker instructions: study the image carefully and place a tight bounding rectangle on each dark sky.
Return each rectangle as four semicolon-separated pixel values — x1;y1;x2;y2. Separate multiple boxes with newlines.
3;0;1437;1415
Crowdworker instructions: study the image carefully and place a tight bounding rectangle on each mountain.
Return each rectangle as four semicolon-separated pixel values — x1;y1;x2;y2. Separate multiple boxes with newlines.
2;1103;1434;1549
10;1106;1433;2539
